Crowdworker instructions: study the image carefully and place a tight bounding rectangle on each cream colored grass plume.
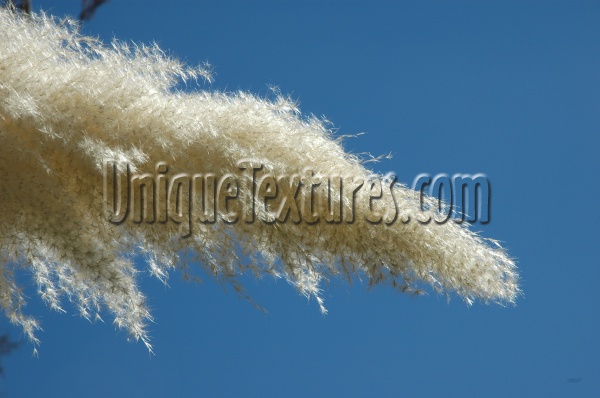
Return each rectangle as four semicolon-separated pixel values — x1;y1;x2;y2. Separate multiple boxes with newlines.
0;9;518;351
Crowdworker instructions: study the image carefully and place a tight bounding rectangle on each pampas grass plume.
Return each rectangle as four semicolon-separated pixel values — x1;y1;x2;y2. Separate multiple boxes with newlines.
0;9;519;351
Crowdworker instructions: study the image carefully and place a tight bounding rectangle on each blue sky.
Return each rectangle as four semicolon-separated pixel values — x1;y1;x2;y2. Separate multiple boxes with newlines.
2;1;600;397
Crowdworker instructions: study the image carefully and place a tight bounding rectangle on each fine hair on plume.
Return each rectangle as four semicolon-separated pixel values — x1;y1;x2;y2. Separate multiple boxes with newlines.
0;9;519;352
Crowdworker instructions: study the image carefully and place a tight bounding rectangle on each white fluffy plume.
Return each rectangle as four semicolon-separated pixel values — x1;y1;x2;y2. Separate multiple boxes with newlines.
0;10;518;350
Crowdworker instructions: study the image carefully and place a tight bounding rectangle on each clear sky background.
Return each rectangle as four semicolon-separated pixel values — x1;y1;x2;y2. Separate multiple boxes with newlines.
2;1;599;397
